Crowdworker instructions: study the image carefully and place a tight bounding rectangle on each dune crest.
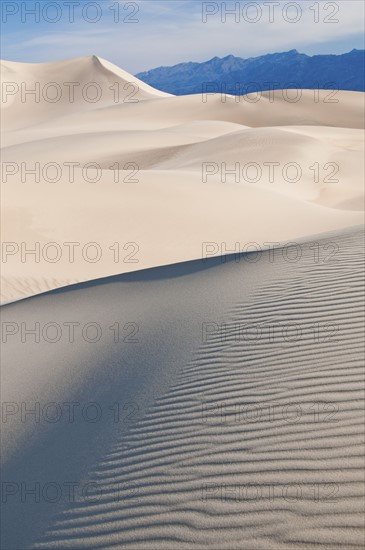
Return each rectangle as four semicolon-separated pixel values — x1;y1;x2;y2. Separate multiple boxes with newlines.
1;56;364;303
1;55;365;550
0;55;170;131
1;226;364;550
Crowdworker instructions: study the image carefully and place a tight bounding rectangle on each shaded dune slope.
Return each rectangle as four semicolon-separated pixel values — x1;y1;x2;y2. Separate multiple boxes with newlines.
1;226;364;550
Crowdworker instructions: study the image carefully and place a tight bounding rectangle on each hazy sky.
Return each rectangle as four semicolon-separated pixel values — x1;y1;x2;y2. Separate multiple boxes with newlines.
1;0;364;73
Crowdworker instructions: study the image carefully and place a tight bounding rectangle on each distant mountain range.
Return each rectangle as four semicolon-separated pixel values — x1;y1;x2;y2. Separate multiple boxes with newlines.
136;49;365;95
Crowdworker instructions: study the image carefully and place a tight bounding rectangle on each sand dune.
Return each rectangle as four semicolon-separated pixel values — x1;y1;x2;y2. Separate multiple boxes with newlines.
1;56;170;131
1;169;362;303
1;226;364;549
1;56;364;302
1;56;364;548
155;126;364;204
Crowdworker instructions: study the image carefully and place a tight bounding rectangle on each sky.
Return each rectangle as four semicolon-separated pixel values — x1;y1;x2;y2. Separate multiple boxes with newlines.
1;0;364;73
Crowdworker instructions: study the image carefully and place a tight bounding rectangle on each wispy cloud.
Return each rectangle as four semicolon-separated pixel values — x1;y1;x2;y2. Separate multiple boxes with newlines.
1;0;363;72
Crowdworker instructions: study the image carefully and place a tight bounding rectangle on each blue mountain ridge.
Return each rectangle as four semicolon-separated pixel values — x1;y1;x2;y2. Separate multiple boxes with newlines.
136;49;365;95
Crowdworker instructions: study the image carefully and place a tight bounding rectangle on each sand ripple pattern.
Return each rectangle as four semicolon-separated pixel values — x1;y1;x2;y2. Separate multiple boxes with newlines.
33;229;365;550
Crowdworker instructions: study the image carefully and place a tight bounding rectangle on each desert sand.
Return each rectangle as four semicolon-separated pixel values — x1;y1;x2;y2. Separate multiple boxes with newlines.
0;56;363;302
1;56;364;549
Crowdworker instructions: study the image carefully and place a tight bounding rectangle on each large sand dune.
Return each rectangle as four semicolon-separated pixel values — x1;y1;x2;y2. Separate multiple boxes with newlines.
1;226;364;549
0;56;364;302
1;56;364;549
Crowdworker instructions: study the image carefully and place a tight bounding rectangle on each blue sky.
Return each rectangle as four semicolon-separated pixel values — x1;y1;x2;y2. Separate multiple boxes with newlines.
1;1;364;73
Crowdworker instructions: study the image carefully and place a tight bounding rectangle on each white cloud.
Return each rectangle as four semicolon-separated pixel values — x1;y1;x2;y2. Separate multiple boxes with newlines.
1;0;363;72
